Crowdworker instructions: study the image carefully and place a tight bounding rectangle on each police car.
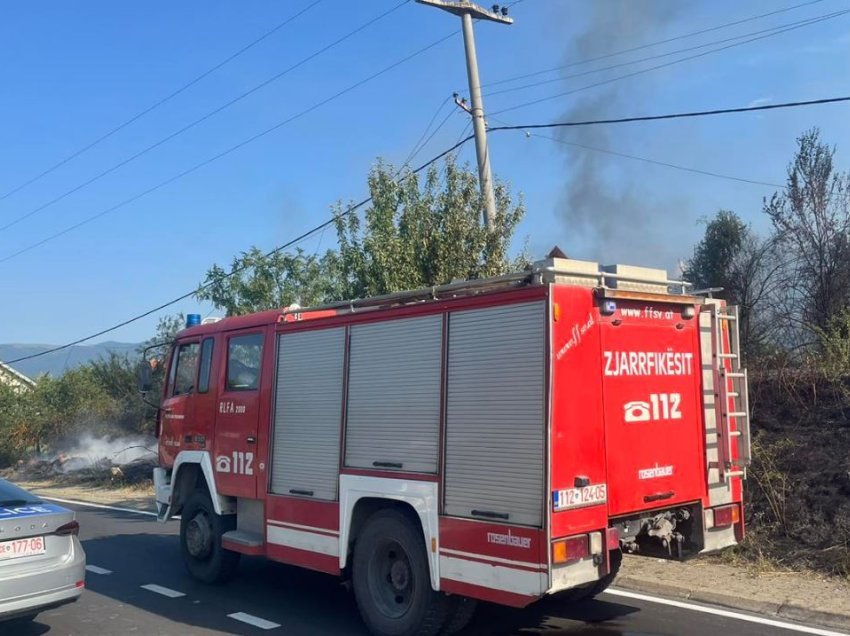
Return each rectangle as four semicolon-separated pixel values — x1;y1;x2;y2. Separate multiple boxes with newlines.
0;478;85;623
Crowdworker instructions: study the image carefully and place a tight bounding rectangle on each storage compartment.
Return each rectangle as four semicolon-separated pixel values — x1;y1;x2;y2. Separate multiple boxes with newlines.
345;315;443;473
271;328;345;500
443;301;546;527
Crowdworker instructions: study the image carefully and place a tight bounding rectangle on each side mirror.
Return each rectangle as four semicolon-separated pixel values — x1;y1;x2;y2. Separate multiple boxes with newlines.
137;361;153;394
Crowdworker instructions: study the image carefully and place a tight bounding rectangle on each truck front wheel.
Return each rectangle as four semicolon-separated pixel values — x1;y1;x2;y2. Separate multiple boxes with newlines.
352;509;448;636
180;489;240;584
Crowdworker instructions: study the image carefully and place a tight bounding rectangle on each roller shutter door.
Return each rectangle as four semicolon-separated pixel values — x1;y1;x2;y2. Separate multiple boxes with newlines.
444;301;546;527
345;315;442;473
271;327;344;500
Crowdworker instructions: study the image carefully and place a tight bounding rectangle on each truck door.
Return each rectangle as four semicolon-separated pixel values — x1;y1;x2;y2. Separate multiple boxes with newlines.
159;340;200;466
599;300;706;517
213;331;264;498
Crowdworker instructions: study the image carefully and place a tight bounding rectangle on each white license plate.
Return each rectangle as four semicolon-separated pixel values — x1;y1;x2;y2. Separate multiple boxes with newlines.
0;536;46;561
553;484;608;511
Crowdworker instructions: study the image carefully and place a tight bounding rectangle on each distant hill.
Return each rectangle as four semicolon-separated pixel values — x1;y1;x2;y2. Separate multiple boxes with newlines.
0;341;140;379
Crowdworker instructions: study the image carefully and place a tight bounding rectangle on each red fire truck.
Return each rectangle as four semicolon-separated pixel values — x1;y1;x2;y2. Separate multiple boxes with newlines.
145;256;750;636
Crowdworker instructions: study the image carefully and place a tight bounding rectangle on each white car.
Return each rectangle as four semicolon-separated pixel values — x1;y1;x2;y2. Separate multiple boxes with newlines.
0;478;86;623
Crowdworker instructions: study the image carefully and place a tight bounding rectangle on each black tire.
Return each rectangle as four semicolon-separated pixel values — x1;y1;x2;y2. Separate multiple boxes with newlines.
441;596;477;635
180;489;240;584
558;550;622;602
352;509;448;636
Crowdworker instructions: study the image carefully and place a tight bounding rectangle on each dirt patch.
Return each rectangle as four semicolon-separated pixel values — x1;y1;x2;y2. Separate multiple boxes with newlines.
618;554;850;630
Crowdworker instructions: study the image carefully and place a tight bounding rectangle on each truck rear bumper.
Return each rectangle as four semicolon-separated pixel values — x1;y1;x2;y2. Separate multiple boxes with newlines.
548;556;602;593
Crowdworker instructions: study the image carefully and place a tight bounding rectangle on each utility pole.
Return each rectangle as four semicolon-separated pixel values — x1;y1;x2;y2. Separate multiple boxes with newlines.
416;1;513;230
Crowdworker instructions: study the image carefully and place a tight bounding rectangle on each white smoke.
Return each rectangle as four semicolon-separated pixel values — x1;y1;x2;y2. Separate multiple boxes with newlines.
54;433;156;472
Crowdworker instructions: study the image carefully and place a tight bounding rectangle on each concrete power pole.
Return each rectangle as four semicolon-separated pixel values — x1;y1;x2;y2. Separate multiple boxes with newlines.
416;1;513;230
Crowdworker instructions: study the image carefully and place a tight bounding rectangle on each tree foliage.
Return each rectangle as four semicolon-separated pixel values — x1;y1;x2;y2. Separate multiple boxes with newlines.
683;210;780;358
198;157;527;315
764;128;850;335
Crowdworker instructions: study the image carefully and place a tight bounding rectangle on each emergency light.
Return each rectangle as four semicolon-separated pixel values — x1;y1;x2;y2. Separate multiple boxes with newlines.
186;314;201;328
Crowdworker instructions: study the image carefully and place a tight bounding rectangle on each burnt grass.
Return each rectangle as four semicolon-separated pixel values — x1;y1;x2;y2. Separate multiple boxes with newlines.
732;371;850;576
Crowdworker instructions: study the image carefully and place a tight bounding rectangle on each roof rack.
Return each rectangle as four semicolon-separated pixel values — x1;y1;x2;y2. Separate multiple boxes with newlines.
281;257;693;319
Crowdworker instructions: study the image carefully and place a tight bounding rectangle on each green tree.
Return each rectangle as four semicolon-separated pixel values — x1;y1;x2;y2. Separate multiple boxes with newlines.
197;157;527;314
684;210;749;296
684;210;779;358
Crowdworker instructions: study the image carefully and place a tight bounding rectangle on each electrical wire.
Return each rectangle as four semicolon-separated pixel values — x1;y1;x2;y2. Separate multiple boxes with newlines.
525;132;784;188
488;96;850;131
1;131;472;366
400;95;453;169
484;9;850;98
0;0;324;203
490;9;849;116
404;105;458;168
5;92;848;365
480;0;827;91
0;0;411;234
0;30;458;264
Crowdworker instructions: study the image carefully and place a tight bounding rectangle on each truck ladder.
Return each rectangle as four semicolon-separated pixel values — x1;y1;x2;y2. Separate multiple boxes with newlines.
708;305;752;481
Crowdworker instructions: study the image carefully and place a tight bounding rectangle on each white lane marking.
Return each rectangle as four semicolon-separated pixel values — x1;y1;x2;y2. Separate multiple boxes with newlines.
38;496;157;517
606;588;850;636
228;612;281;630
141;584;186;598
85;565;112;575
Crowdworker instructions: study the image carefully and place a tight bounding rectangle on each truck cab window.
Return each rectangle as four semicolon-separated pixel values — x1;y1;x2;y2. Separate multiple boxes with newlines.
173;342;199;396
198;338;214;394
226;334;263;391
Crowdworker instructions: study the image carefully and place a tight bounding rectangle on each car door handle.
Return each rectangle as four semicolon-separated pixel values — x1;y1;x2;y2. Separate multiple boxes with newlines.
246;436;257;444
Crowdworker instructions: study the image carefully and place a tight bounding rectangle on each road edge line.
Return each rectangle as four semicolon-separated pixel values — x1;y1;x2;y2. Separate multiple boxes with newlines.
38;495;158;517
606;588;850;636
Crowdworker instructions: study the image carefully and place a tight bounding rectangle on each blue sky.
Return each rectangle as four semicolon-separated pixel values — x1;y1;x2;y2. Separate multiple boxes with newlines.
1;0;848;346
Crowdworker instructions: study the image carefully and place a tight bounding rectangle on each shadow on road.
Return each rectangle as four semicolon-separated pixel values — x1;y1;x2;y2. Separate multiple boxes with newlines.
22;518;642;635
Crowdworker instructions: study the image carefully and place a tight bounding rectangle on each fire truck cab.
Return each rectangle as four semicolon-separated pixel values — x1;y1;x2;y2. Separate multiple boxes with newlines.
148;257;750;636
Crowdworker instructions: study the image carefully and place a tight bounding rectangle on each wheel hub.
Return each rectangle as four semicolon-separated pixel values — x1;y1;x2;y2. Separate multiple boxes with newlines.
366;539;415;619
186;512;213;559
389;559;409;591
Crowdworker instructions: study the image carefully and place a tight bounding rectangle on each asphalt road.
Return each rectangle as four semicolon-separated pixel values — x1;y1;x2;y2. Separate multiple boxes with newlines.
9;502;844;636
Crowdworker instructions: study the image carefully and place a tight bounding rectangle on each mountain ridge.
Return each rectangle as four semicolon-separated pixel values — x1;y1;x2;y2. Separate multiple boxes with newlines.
0;341;141;379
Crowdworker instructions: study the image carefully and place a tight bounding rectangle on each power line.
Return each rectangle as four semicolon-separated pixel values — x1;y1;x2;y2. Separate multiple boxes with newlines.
485;9;849;98
405;104;459;167
490;9;849;116
488;96;850;131
401;95;452;169
526;132;784;188
0;0;410;234
1;131;473;366
480;0;826;91
0;0;324;203
0;29;458;266
5;93;848;365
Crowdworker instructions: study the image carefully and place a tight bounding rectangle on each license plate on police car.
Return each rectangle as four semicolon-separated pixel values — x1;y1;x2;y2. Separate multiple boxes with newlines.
0;536;46;561
553;484;607;511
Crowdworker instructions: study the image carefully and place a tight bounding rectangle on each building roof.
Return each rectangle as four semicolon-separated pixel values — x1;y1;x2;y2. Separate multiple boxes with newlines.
0;361;36;391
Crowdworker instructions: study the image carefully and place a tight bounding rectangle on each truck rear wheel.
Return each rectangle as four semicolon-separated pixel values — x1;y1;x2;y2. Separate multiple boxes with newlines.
352;509;448;636
180;489;240;584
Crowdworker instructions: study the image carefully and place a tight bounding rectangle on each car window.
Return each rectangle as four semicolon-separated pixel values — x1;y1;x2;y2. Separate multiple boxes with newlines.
173;342;200;396
198;338;214;394
226;334;263;391
0;478;41;505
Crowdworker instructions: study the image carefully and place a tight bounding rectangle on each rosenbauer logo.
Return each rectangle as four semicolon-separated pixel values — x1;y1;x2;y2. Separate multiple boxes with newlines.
638;464;674;480
603;350;694;377
486;529;531;549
